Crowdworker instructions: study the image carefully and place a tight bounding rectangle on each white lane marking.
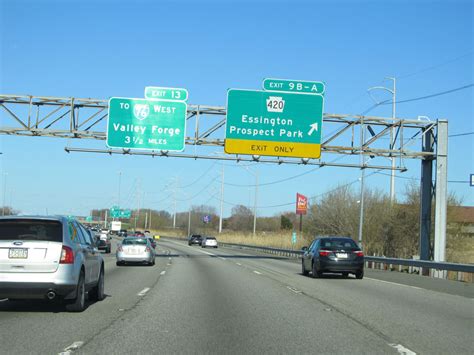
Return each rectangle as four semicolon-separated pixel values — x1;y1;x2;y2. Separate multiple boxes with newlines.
286;286;302;294
59;341;84;355
366;277;423;291
0;298;8;302
137;287;150;296
236;263;242;266
218;256;227;260
253;270;262;275
168;257;172;261
389;343;417;355
160;271;166;275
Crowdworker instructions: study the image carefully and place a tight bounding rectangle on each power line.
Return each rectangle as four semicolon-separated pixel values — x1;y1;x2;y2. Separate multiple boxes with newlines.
180;162;217;188
224;156;346;188
217;170;380;210
397;51;473;79
376;171;470;184
380;84;473;105
449;132;474;137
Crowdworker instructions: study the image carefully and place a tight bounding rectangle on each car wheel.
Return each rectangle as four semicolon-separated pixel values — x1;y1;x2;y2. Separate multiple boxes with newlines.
89;267;105;301
355;270;364;279
302;260;309;276
116;261;122;266
106;246;111;254
342;272;349;278
312;262;321;279
66;272;85;312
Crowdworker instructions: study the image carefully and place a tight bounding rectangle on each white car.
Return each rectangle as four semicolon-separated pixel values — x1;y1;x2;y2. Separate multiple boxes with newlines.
201;236;218;248
116;237;155;266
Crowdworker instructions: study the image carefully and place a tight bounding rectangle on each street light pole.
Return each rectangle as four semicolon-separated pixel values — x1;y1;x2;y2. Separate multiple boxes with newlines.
367;77;397;203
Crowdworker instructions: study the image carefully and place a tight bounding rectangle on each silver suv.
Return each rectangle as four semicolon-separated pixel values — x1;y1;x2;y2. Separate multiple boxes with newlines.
0;216;105;312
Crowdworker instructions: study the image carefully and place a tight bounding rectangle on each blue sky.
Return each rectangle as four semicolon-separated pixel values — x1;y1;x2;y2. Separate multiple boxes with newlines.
0;0;473;218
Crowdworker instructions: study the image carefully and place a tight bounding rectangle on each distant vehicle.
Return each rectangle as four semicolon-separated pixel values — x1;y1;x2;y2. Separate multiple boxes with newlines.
100;229;109;235
133;231;145;237
144;230;151;236
301;237;364;279
116;237;155;266
201;236;218;248
96;232;111;254
145;236;156;249
118;229;128;237
110;221;121;235
0;216;105;312
188;234;202;246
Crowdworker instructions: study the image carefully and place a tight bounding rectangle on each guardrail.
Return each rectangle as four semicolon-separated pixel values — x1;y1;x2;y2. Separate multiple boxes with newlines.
217;241;474;282
161;237;473;282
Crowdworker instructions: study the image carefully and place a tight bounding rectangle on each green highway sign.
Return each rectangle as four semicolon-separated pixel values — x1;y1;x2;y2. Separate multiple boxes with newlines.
225;89;324;159
119;209;131;218
144;86;188;101
263;78;325;95
110;207;131;218
107;97;187;151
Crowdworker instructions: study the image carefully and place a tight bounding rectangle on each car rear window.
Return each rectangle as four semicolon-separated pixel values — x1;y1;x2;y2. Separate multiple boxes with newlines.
320;239;358;250
206;237;216;240
122;238;147;245
0;219;63;242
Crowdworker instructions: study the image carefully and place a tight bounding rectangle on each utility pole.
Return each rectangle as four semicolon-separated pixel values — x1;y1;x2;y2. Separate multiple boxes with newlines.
2;173;7;216
219;164;224;233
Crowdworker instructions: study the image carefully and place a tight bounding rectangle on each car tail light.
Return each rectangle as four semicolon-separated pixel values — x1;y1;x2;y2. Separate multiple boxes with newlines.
146;247;151;252
354;251;364;257
60;245;74;264
117;246;123;252
319;250;331;257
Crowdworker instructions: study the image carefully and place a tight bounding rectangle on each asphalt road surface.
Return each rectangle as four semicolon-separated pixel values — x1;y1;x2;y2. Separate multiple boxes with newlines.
0;237;472;355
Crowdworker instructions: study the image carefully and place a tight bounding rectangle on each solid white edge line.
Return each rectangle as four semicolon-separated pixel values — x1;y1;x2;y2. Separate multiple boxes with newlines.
389;343;417;355
366;277;423;290
253;270;262;275
137;287;150;296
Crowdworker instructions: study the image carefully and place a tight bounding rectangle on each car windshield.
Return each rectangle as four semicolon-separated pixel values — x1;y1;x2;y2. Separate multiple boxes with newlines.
320;239;358;250
122;238;147;245
0;219;62;242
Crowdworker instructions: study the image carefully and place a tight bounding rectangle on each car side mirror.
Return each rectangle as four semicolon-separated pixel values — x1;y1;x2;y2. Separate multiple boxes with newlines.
301;246;308;251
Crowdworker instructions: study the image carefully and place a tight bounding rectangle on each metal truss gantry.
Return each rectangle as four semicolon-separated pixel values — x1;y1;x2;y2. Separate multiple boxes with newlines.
0;94;448;262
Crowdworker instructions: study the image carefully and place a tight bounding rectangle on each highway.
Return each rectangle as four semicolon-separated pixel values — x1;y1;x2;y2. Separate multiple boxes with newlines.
0;237;472;355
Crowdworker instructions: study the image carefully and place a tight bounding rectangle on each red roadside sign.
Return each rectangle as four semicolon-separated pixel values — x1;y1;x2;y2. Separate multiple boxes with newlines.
296;193;308;215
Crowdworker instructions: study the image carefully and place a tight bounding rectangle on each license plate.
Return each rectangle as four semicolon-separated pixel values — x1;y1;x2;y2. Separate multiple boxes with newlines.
336;253;348;259
9;248;28;259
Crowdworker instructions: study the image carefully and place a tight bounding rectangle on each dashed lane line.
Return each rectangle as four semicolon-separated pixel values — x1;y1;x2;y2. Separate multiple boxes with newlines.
137;287;150;296
160;271;166;275
253;270;262;275
389;343;417;355
58;341;84;355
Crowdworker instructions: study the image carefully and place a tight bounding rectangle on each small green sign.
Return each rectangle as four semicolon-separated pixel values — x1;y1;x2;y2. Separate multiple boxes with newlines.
107;97;187;151
144;87;188;101
119;209;131;218
263;78;325;95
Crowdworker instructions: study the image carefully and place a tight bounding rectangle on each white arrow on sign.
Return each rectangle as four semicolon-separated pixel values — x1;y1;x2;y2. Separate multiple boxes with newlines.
308;123;319;136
